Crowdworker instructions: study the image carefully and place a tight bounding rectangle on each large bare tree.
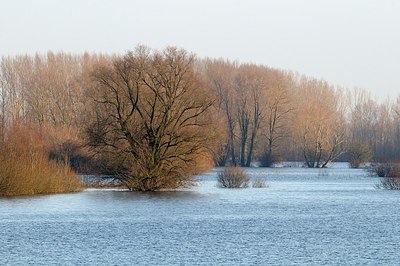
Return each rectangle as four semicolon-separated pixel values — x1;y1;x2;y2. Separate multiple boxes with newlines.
87;46;214;191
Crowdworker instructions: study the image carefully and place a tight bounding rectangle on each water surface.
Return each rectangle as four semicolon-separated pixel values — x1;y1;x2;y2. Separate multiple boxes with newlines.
1;166;400;265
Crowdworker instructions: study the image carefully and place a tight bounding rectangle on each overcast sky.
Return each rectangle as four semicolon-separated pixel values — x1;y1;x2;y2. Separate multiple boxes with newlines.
1;0;399;100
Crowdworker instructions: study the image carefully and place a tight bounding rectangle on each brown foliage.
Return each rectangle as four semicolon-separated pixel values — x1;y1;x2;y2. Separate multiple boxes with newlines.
2;49;400;178
0;123;81;197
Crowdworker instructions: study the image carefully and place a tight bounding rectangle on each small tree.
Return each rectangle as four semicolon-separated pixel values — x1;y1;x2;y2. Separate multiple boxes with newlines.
348;141;372;168
217;167;249;188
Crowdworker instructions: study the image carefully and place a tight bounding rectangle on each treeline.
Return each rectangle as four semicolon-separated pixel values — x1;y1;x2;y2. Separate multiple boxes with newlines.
1;46;399;191
203;59;400;167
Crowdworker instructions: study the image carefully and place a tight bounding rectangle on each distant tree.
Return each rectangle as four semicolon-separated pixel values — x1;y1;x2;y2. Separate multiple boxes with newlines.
293;78;346;168
87;46;215;191
234;65;266;167
348;89;400;161
348;140;372;168
393;96;400;158
260;72;293;167
0;56;27;124
205;61;295;167
204;59;239;166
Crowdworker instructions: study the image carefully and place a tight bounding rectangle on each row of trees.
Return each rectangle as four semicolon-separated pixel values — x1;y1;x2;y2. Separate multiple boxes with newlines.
1;46;400;191
204;60;400;168
204;60;351;168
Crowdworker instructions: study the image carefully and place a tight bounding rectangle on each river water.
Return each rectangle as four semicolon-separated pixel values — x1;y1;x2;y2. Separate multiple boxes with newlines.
1;166;400;265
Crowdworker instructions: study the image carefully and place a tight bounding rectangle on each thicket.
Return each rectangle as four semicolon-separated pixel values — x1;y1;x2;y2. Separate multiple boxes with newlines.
370;161;400;190
376;177;400;190
0;124;81;197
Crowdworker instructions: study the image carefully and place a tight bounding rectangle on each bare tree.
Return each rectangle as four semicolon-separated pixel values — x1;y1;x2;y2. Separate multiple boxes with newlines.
234;69;251;166
347;89;400;161
204;59;239;166
234;64;269;167
293;78;346;168
87;46;214;191
204;61;293;167
0;56;27;124
260;71;293;166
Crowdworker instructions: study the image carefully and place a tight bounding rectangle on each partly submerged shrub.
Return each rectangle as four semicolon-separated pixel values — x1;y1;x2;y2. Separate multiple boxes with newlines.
252;177;268;188
376;177;400;190
348;141;372;168
217;167;249;188
0;124;82;197
259;153;280;167
369;162;400;178
370;161;400;190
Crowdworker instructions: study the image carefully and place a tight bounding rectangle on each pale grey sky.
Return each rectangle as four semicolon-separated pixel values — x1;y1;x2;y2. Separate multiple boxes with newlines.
1;0;399;100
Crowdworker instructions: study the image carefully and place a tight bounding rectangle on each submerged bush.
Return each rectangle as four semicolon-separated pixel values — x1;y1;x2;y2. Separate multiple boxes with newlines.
217;167;249;188
0;124;82;197
369;162;400;178
252;177;268;188
348;141;372;168
370;161;400;190
376;177;400;190
259;153;280;167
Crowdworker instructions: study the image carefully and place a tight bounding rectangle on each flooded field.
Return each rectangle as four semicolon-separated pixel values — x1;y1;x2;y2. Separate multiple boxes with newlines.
1;166;400;265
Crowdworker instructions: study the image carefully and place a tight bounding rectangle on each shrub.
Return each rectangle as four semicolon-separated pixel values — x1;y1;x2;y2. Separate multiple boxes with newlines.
252;178;268;188
376;177;400;190
0;124;82;197
369;162;400;178
370;161;400;190
259;153;280;167
348;141;372;168
217;167;249;188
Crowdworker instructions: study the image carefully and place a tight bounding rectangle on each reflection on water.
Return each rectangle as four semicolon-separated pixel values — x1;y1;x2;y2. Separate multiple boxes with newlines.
1;167;400;265
98;189;207;200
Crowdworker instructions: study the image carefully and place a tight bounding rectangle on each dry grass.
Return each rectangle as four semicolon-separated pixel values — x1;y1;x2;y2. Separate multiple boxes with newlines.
0;124;82;197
